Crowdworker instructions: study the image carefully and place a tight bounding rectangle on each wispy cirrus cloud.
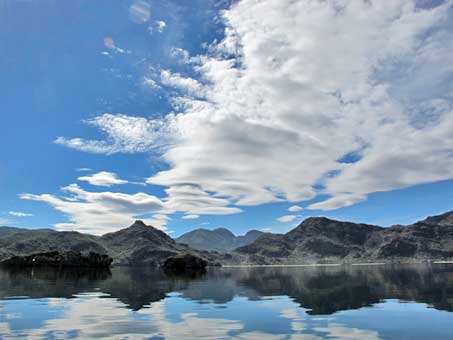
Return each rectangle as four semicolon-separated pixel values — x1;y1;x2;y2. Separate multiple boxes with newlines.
8;211;33;217
76;168;92;172
55;114;173;154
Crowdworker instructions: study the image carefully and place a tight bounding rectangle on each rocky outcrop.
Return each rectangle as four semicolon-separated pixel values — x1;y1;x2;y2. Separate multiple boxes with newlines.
161;254;208;274
0;251;112;268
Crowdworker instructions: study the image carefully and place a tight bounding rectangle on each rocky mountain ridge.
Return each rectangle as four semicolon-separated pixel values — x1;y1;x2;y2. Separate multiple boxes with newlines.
236;211;453;264
1;211;453;266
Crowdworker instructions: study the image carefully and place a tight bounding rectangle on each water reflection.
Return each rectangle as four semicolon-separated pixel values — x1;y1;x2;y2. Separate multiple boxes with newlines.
0;264;453;339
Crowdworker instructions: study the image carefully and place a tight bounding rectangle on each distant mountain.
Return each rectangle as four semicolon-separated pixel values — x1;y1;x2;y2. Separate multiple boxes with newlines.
236;212;453;264
2;212;453;266
0;228;107;262
176;228;267;252
0;226;27;237
0;222;224;266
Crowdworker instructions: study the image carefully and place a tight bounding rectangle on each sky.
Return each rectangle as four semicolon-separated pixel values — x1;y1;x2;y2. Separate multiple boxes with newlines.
1;0;453;236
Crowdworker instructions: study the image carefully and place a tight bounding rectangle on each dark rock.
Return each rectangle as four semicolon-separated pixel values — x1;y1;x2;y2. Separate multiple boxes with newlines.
378;239;418;258
161;254;208;274
0;251;112;268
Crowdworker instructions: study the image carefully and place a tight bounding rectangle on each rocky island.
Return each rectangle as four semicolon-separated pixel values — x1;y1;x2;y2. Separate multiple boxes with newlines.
0;251;112;268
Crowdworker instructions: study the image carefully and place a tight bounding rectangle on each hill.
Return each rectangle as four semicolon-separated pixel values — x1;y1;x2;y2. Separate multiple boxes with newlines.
236;212;453;264
176;228;266;252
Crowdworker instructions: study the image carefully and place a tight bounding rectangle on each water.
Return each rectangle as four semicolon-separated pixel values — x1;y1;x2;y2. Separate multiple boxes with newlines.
1;264;453;339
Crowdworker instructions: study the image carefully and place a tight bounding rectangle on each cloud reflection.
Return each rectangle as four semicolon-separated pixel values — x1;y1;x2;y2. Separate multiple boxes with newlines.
0;292;384;340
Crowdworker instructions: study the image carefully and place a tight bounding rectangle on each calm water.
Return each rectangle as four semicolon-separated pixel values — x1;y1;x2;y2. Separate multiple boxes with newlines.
1;264;453;339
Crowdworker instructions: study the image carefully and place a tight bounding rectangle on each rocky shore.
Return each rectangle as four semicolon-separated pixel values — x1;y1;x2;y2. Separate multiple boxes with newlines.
0;251;112;268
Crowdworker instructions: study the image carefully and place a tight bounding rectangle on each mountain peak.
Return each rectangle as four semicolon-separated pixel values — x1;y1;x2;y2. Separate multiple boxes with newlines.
131;220;147;227
213;227;235;237
297;216;337;227
176;227;265;252
420;211;453;227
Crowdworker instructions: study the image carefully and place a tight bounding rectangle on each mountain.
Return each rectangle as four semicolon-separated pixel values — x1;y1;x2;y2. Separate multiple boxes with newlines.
0;221;232;266
419;211;453;227
0;226;27;237
100;220;186;266
236;212;453;264
176;228;266;252
0;229;107;262
2;212;453;266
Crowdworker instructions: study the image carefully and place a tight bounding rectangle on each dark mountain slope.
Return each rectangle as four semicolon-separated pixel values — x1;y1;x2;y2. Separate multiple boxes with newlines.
100;220;230;266
236;212;453;264
2;212;453;266
0;229;107;262
236;217;380;264
0;226;28;237
100;220;183;266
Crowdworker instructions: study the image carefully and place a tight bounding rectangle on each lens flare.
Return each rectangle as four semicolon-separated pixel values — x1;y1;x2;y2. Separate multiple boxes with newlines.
129;1;151;24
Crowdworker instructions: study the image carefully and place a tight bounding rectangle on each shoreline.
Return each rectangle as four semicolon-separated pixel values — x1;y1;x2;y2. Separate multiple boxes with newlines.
221;261;453;268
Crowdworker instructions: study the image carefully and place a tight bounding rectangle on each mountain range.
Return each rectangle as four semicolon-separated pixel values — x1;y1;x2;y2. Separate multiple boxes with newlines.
237;211;453;264
175;228;266;252
1;211;453;266
0;221;228;266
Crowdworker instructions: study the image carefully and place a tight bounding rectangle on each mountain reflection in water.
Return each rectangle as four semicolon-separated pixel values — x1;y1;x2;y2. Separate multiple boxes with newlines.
1;264;453;339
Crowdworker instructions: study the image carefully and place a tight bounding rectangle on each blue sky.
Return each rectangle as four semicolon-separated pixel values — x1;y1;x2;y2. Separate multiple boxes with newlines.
1;0;453;236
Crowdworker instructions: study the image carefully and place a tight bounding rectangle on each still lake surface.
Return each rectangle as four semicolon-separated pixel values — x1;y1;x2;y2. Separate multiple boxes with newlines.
1;264;453;339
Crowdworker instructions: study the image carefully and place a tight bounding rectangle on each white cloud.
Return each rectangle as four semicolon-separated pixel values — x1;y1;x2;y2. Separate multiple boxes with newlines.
276;215;299;223
76;167;92;172
78;171;129;187
20;184;166;235
182;214;200;220
55;113;172;154
288;205;303;212
160;69;205;97
8;211;33;217
156;20;166;32
314;325;380;340
143;76;160;89
20;182;241;233
55;0;453;214
163;185;242;216
170;48;192;64
308;194;367;211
